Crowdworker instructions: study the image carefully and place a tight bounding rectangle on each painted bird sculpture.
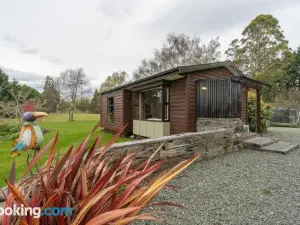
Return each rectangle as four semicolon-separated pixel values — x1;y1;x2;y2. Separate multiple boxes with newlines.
11;112;48;171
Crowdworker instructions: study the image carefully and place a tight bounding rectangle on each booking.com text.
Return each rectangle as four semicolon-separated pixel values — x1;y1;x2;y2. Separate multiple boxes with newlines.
0;205;73;218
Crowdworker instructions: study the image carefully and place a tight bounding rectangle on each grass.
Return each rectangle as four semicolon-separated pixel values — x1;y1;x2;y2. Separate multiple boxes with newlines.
0;113;131;187
262;188;273;196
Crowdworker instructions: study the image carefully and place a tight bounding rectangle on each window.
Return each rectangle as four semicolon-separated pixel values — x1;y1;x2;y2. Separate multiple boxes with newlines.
107;97;114;123
133;93;140;120
197;79;241;118
163;87;169;120
140;87;169;121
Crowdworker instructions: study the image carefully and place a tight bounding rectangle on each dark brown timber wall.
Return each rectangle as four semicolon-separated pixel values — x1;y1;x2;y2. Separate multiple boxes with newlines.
101;89;133;134
123;90;133;133
169;77;188;134
241;87;248;123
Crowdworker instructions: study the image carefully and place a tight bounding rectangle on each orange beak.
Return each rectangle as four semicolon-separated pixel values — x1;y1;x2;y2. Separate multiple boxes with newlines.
33;112;48;119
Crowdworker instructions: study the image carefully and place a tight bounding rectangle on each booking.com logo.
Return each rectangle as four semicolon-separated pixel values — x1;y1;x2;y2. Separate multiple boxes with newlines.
0;205;73;218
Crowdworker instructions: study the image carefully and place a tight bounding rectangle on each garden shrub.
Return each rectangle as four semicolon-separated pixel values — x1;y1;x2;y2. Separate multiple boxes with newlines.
247;91;273;132
2;123;199;225
0;121;49;140
0;122;20;140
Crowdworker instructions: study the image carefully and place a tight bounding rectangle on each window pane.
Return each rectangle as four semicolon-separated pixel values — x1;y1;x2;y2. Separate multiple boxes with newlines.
163;87;169;103
107;97;114;123
164;104;169;120
108;106;114;113
108;114;114;123
108;97;114;105
133;93;139;119
142;88;162;120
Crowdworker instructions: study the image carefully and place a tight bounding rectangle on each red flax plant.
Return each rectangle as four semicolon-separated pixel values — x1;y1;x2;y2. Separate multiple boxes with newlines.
2;122;199;225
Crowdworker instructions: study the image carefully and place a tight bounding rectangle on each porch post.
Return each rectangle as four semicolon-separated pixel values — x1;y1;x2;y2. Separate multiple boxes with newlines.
256;89;261;133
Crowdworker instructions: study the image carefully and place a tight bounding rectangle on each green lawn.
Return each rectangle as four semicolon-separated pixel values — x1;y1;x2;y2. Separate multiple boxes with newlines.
0;113;131;187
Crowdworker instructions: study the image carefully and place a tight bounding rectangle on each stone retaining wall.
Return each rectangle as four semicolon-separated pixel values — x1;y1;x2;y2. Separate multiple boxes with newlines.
102;128;240;165
197;118;243;143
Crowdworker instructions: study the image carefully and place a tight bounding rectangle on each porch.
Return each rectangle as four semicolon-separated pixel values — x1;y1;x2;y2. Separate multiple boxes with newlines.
196;76;266;134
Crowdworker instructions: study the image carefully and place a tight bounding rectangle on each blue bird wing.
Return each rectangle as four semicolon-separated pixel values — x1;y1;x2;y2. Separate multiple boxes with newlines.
11;128;32;156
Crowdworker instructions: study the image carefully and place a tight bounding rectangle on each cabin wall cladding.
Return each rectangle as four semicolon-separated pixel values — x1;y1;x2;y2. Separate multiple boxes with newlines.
196;118;243;143
100;128;237;165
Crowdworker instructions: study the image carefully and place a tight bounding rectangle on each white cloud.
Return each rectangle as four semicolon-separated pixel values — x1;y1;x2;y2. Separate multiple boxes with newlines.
0;0;299;90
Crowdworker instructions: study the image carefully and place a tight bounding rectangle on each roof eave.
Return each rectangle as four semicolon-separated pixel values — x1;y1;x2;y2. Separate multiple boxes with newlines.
230;64;271;88
100;67;179;94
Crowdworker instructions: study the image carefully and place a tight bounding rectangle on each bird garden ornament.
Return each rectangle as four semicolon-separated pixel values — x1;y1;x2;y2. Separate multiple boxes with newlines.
11;111;48;174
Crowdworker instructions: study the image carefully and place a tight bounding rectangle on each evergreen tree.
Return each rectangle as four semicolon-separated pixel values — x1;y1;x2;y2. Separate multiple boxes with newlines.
0;69;10;101
225;14;289;78
89;89;100;113
43;76;60;113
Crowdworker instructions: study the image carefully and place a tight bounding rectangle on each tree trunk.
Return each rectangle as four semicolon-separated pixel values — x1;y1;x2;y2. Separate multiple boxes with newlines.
15;102;22;129
296;110;300;125
69;107;74;121
56;102;59;113
69;99;76;121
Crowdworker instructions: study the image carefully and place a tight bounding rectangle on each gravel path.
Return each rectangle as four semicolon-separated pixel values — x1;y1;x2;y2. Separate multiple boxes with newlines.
136;127;300;225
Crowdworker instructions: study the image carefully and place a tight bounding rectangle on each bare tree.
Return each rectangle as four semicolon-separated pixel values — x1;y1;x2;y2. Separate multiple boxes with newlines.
0;101;14;118
56;68;90;121
100;71;129;92
133;33;221;80
7;80;33;127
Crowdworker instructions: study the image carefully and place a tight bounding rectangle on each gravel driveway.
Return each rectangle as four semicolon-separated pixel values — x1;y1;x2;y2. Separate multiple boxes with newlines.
137;127;300;225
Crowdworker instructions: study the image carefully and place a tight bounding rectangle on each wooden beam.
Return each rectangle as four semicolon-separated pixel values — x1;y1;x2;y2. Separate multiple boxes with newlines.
185;76;190;132
241;84;262;90
162;87;166;121
131;80;165;92
256;89;261;133
132;92;136;119
245;87;248;123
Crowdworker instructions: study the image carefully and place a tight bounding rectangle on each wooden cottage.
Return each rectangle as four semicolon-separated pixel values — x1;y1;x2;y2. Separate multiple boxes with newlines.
100;61;267;138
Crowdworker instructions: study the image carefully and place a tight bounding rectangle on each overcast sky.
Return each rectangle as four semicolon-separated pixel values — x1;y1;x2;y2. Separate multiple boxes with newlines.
0;0;299;90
